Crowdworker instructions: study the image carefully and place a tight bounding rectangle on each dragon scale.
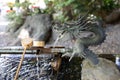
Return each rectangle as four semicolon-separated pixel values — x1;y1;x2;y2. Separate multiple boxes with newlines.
77;23;105;47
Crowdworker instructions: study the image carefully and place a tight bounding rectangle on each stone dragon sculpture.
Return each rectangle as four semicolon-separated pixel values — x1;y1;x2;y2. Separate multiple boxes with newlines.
53;13;106;65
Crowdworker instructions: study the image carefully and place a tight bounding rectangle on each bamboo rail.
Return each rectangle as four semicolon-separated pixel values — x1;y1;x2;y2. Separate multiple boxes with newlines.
0;46;71;54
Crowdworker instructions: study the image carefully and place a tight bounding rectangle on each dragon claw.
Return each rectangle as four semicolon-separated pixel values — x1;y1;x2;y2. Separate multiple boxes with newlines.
69;52;76;62
62;52;70;57
62;52;76;62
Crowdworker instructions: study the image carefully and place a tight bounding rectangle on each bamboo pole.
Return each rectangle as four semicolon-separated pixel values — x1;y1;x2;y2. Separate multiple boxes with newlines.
0;46;69;54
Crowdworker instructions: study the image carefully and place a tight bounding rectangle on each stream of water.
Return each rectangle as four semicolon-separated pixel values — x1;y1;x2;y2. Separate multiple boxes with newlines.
0;54;83;80
0;54;55;80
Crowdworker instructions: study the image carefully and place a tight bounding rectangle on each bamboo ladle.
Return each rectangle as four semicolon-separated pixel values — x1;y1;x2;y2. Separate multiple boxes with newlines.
14;38;33;80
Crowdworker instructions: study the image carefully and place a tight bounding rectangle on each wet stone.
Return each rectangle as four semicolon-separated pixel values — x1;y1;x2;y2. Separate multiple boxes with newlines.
81;58;120;80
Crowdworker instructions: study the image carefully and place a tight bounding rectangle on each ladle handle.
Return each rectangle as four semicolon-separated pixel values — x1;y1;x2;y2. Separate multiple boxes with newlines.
14;38;33;80
14;47;26;80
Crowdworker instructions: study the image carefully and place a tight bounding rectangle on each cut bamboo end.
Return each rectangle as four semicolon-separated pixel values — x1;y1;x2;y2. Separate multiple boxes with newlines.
21;38;33;49
33;41;45;47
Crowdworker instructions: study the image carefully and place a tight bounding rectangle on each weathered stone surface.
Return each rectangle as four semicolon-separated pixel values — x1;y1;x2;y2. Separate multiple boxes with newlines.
10;14;53;45
81;58;120;80
0;32;15;46
89;24;120;54
105;9;120;24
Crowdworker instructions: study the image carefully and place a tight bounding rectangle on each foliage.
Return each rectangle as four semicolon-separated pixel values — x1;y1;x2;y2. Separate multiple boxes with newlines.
7;2;14;8
6;0;32;32
6;0;39;32
101;0;119;11
6;0;120;29
45;0;84;22
91;0;120;19
7;0;42;20
6;11;24;33
6;10;23;23
45;0;120;22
